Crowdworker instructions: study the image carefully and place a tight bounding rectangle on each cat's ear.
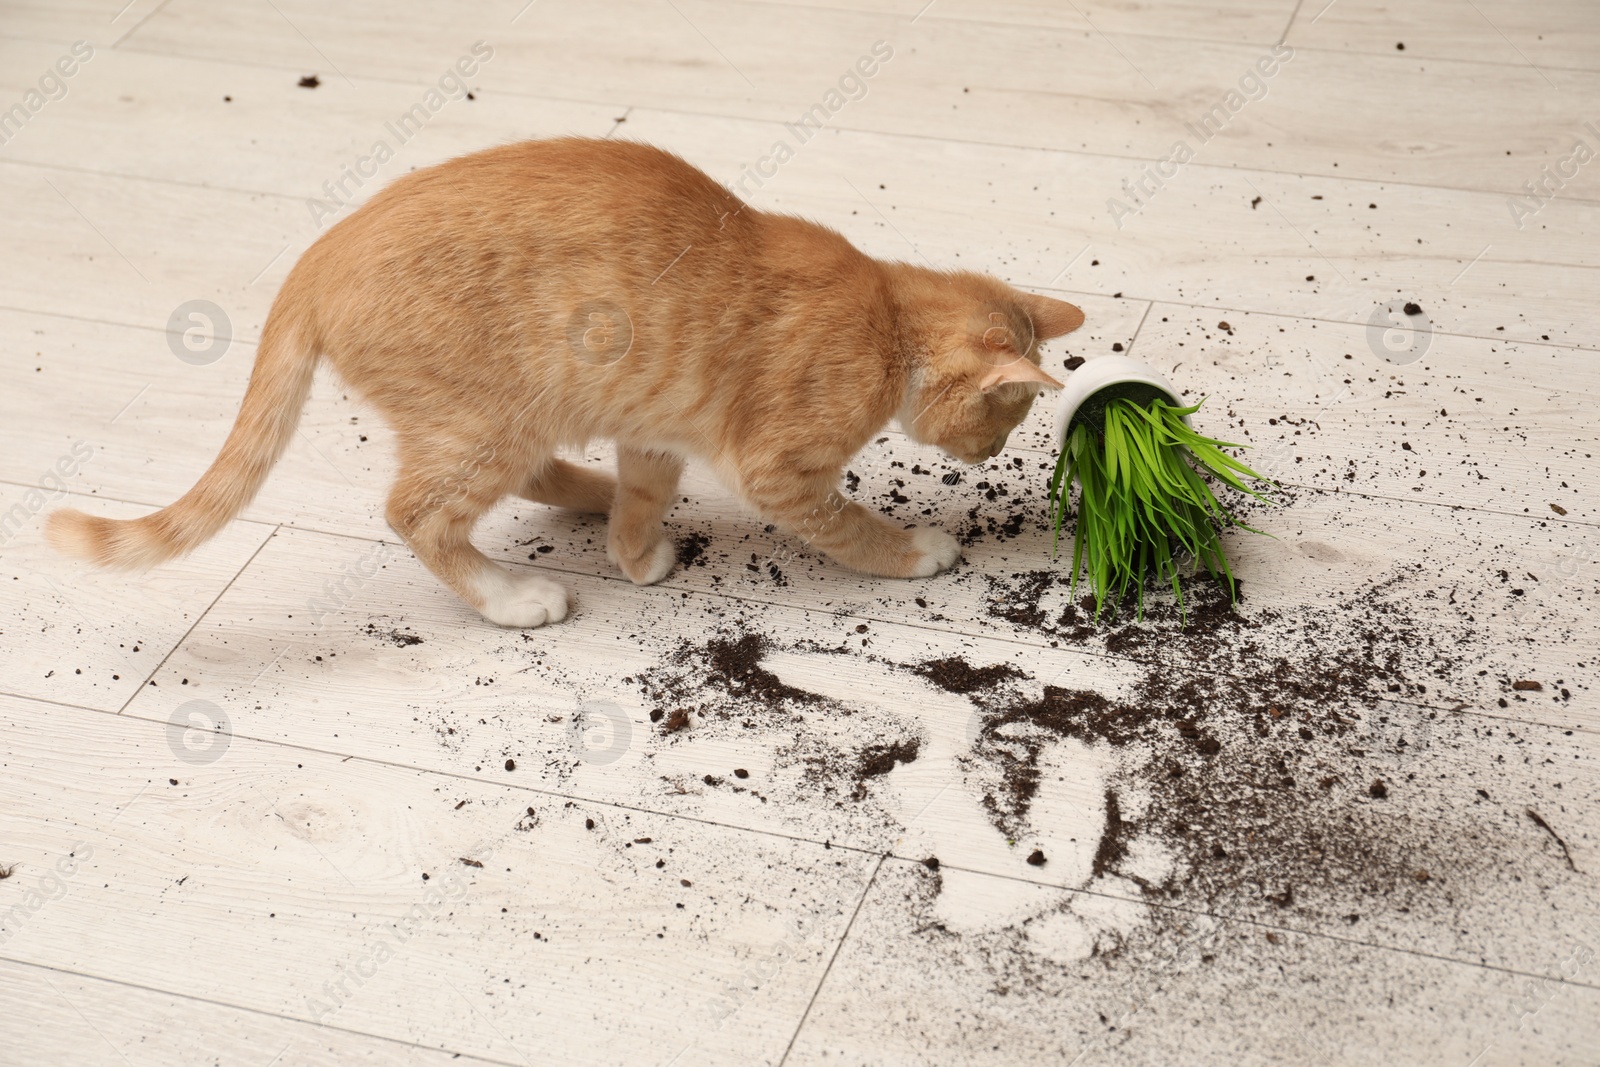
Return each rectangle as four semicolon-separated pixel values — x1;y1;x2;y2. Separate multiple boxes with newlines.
978;358;1064;393
1018;292;1086;340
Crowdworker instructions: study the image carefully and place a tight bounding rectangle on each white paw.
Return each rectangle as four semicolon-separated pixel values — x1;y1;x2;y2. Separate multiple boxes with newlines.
476;570;570;628
608;535;676;586
635;537;676;585
907;527;961;578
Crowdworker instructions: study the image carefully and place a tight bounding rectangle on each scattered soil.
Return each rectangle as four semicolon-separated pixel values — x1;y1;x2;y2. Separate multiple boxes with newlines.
420;463;1580;970
912;658;1026;694
298;74;320;88
615;559;1511;930
380;407;1592;1024
635;627;922;806
916;657;1148;836
708;633;822;705
859;740;920;779
1091;789;1127;879
917;568;1520;921
854;739;920;800
363;622;423;647
676;532;712;567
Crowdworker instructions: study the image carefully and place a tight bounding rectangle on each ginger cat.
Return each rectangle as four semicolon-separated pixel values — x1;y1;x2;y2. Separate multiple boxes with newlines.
47;138;1083;627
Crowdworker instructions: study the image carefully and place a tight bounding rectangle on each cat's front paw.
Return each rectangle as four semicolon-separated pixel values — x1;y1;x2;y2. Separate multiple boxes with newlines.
608;533;676;586
478;572;570;628
906;527;961;578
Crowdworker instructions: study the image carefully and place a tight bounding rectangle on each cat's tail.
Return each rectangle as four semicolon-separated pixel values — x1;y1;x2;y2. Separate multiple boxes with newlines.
46;299;319;569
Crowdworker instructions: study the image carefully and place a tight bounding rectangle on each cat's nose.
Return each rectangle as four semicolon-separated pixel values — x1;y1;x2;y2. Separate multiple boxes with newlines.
987;435;1008;458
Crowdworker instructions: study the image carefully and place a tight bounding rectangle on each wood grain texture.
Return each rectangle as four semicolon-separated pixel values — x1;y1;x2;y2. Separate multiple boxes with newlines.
0;39;622;195
96;0;1600;197
615;108;1600;348
787;858;1600;1066
736;0;1301;44
107;525;1600;970
0;959;515;1067
0;694;877;1066
1287;0;1600;72
0;488;274;712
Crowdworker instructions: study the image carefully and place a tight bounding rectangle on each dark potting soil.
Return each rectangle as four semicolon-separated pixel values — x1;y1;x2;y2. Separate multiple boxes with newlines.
635;626;923;804
958;506;1037;548
859;739;921;778
676;532;712;567
980;569;1249;646
456;475;1566;946
363;622;424;647
854;739;921;800
1091;789;1128;880
638;630;823;715
915;566;1502;916
703;633;823;706
912;657;1027;694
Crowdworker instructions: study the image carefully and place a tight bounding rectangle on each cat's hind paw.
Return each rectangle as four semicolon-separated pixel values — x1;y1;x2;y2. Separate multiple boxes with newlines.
907;527;961;577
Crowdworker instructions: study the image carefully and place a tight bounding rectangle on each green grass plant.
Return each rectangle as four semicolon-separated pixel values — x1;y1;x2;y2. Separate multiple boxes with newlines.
1049;396;1274;621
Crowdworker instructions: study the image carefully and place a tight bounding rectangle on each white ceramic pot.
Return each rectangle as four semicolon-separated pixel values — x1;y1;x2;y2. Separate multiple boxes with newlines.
1053;355;1188;448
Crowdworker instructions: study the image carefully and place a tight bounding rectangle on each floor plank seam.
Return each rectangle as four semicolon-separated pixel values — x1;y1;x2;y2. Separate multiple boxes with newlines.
25;502;1574;728
865;855;1600;992
112;524;282;715
49;695;895;856
13;689;1595;989
0;156;318;206
1123;300;1156;360
0;954;526;1067
604;106;635;139
108;0;173;52
87;16;1600;80
777;853;887;1066
9;483;1588;736
1278;0;1306;46
11;72;1600;213
0;303;262;344
4;283;1594;366
1068;294;1596;353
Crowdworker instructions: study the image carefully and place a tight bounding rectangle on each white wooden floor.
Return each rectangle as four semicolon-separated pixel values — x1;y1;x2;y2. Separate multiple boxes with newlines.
2;2;1598;1064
